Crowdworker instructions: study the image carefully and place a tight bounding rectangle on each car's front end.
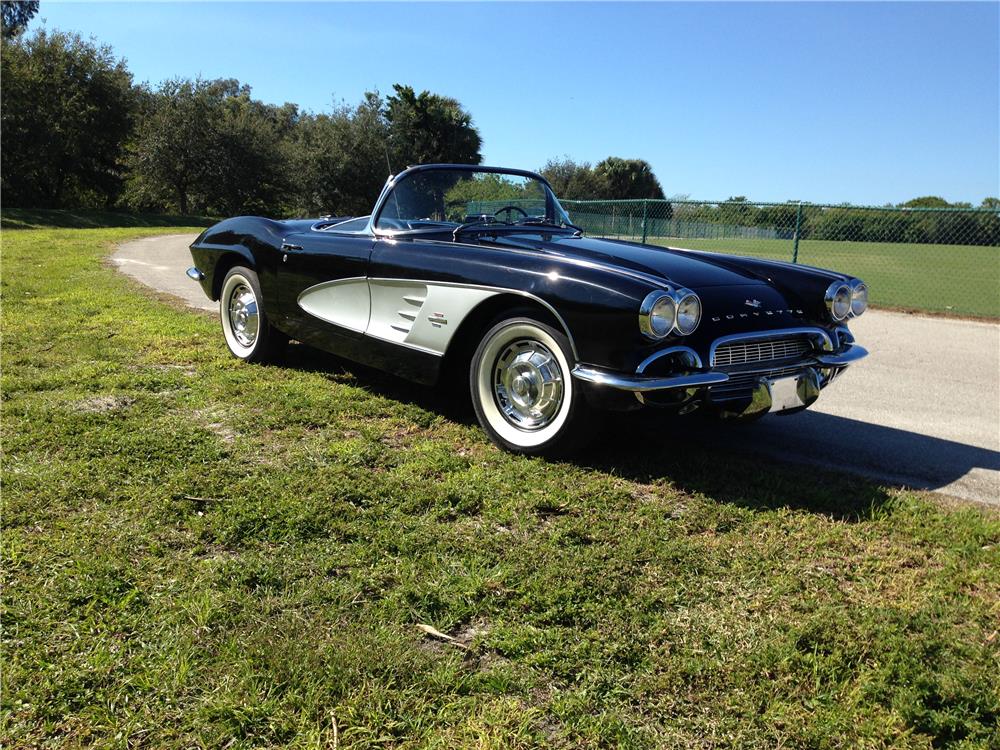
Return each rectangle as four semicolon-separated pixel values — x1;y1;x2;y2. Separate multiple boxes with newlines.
572;274;869;420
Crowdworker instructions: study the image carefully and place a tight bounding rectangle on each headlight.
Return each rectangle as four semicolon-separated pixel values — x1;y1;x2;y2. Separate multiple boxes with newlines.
825;281;852;321
639;291;676;339
675;292;701;335
639;289;701;339
850;280;868;317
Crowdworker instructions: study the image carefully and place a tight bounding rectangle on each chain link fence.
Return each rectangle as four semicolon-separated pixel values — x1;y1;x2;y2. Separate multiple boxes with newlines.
470;198;1000;318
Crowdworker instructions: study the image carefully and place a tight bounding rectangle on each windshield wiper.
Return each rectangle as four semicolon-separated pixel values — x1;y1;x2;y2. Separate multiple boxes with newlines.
452;219;585;241
452;220;501;240
516;218;584;236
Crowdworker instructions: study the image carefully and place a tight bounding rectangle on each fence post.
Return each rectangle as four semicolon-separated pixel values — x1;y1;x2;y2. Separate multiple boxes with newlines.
641;200;649;244
792;201;803;263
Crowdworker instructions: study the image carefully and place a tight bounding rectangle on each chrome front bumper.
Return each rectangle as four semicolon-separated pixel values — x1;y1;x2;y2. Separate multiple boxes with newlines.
572;344;868;394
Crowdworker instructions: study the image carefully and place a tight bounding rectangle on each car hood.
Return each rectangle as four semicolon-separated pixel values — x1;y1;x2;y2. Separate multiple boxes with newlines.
491;233;769;289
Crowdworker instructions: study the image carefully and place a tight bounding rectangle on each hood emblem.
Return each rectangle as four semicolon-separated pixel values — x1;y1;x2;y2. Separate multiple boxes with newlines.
745;298;762;308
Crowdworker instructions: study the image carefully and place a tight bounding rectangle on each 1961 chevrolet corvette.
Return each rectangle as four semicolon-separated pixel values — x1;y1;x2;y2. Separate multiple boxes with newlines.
187;164;868;454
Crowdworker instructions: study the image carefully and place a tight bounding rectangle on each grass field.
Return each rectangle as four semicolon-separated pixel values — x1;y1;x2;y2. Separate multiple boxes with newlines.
3;220;1000;748
0;207;216;231
639;237;999;318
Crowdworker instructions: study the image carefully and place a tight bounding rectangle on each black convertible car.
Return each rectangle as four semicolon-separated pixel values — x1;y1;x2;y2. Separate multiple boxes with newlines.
187;164;868;454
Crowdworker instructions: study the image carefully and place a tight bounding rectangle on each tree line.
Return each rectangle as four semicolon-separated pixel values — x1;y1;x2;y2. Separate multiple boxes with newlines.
1;27;668;219
1;29;483;217
3;22;993;245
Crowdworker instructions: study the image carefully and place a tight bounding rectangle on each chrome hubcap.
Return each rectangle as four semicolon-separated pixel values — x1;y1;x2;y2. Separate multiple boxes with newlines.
493;339;564;430
227;283;259;348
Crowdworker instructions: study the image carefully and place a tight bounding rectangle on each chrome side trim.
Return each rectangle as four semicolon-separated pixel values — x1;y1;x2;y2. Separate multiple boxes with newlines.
572;365;729;393
708;326;834;367
636;346;703;374
186;267;205;281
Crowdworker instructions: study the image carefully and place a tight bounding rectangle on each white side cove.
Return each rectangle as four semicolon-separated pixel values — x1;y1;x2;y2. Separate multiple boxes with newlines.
297;277;501;356
297;277;371;333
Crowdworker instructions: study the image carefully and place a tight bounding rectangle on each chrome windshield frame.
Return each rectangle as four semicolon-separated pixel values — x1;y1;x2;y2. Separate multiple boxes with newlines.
367;163;569;239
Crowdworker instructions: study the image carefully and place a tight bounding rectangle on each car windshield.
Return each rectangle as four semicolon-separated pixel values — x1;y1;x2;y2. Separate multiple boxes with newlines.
375;168;574;233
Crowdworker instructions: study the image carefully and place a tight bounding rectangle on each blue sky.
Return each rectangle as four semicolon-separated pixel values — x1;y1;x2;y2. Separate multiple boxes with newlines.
30;2;999;205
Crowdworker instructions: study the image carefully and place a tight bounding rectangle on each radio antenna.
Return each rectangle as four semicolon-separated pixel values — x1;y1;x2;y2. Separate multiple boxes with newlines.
383;135;393;177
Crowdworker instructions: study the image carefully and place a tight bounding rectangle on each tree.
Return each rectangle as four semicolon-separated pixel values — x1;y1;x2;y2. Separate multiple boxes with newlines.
1;28;135;207
125;78;295;216
202;88;297;216
593;157;665;200
287;92;392;216
385;84;481;168
539;157;604;200
900;196;951;208
125;79;223;214
1;0;38;38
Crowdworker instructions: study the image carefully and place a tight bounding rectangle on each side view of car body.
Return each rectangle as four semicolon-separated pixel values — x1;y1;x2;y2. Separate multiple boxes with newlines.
187;164;869;454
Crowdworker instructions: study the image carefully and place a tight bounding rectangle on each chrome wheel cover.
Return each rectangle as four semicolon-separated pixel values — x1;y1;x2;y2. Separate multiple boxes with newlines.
492;339;564;431
227;282;259;348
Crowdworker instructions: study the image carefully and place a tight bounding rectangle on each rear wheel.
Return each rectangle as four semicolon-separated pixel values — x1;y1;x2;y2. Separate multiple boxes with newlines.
219;266;286;362
470;316;595;456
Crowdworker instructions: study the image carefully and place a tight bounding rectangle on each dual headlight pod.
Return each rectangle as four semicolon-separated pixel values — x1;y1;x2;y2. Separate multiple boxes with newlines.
825;278;868;321
639;288;702;340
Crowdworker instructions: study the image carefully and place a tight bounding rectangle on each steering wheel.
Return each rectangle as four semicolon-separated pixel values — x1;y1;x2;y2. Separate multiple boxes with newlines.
493;205;529;223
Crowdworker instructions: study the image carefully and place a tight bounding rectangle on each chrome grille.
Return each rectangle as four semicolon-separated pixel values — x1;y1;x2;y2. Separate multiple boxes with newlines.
712;336;812;367
708;364;805;400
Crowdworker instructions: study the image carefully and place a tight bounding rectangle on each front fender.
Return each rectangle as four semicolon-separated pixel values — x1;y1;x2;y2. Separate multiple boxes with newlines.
367;237;657;371
188;217;288;301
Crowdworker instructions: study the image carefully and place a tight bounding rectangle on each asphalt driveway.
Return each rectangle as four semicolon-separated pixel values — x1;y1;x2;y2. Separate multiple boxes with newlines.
113;234;1000;506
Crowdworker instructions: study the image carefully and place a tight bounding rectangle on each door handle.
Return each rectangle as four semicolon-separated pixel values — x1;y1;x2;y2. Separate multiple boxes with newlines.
281;242;302;263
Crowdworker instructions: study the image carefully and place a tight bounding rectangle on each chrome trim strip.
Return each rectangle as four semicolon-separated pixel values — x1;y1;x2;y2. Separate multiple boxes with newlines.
572;366;729;393
636;345;703;374
186;267;205;281
708;326;834;366
813;344;869;366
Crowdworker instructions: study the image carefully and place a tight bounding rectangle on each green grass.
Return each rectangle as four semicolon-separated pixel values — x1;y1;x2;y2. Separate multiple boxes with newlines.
646;237;1000;318
1;207;217;230
2;222;999;748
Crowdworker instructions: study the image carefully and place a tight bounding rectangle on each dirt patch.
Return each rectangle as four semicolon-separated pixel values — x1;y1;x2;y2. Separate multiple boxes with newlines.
72;395;135;413
192;407;237;443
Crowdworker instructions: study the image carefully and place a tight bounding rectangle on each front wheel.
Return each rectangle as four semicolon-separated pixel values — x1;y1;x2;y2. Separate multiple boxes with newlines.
219;266;286;363
470;317;595;456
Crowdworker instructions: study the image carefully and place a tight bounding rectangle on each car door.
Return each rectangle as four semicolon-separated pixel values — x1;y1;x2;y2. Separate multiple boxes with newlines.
277;224;374;348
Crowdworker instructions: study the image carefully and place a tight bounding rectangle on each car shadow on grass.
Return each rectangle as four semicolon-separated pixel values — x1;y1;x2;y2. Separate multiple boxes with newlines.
281;342;998;519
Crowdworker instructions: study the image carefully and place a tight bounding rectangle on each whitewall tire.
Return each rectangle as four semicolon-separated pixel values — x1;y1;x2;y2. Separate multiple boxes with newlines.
219;266;286;363
470;317;594;455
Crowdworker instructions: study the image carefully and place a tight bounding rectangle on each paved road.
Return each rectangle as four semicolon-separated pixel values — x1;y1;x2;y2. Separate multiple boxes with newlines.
113;235;1000;506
